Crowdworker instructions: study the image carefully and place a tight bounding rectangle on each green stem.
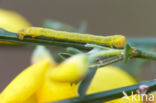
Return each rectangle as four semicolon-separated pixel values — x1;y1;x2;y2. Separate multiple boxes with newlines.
133;48;156;60
1;29;156;61
54;80;156;103
92;50;123;59
91;56;124;68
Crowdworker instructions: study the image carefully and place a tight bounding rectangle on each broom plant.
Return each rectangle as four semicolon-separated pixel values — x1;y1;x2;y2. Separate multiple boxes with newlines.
0;9;156;103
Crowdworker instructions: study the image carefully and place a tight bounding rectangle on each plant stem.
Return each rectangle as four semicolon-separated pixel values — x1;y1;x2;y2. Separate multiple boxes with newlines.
92;50;123;58
0;29;89;49
91;56;124;68
133;48;156;60
1;29;156;61
54;80;156;103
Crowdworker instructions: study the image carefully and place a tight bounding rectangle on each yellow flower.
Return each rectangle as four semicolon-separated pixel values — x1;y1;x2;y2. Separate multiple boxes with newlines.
87;66;141;103
36;54;88;103
37;65;140;103
0;9;31;33
0;45;89;103
29;45;88;102
0;45;140;103
49;54;88;83
36;69;78;103
0;59;50;103
22;95;38;103
87;66;136;94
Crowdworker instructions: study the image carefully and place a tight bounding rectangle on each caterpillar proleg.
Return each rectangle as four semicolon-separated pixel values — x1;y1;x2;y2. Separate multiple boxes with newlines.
18;27;126;48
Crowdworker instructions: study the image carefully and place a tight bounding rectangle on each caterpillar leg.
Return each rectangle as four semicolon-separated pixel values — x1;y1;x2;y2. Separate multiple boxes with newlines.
18;32;25;40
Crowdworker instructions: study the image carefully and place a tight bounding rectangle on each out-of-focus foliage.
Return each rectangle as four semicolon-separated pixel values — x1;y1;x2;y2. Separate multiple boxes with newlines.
42;19;87;33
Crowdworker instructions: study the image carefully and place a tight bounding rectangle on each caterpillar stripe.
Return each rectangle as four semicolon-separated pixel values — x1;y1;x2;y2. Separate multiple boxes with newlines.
18;27;126;48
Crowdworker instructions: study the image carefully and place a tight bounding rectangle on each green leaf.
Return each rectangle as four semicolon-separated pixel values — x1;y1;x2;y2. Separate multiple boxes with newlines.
42;19;77;32
85;44;110;50
78;20;88;33
58;53;72;60
66;47;82;55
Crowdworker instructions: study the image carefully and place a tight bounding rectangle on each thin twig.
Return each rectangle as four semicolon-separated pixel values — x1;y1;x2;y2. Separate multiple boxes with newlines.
133;48;156;60
91;56;124;68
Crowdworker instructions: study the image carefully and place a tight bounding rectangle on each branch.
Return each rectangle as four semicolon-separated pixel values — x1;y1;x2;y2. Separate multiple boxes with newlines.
133;49;156;60
54;80;156;103
1;29;156;61
124;44;156;62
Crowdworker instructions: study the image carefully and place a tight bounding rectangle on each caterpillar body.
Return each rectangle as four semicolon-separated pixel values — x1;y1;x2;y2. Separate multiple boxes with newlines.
18;27;126;48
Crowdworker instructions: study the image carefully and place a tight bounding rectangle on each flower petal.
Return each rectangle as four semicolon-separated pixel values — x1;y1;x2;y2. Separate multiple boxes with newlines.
49;54;88;83
87;66;141;103
22;94;38;103
37;70;78;102
0;59;50;103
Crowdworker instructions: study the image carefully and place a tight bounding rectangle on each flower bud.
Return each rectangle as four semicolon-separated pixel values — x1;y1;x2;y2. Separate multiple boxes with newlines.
31;45;56;66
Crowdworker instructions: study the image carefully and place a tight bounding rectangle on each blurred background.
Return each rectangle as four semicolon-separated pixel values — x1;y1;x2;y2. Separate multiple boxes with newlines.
0;0;156;92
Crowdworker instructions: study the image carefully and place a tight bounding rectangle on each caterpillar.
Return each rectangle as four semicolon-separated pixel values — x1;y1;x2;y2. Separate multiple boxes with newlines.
17;27;126;48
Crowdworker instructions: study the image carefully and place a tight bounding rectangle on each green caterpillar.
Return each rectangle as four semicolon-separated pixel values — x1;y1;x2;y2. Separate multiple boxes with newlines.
18;27;126;48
